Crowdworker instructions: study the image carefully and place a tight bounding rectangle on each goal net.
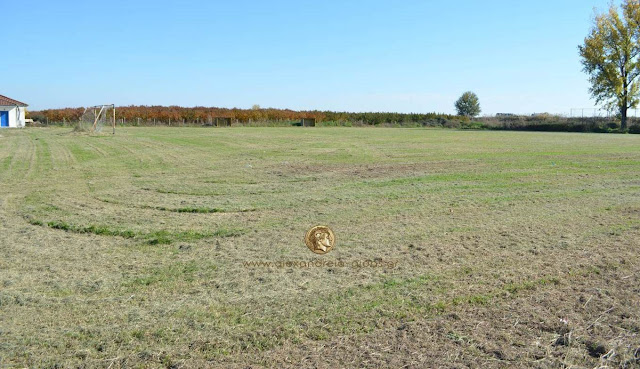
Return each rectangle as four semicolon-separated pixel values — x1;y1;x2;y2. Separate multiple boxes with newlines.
79;104;115;134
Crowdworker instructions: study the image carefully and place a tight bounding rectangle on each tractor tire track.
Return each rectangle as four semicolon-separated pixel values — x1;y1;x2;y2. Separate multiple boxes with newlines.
83;142;109;157
23;134;38;179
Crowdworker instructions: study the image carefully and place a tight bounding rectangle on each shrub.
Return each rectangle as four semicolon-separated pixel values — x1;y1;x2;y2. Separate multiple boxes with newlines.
629;125;640;134
461;121;486;130
444;120;461;129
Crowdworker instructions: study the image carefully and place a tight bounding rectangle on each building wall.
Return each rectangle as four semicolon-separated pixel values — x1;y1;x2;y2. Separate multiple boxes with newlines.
0;106;26;128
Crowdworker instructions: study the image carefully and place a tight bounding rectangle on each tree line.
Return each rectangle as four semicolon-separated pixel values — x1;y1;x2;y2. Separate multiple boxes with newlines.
29;105;456;125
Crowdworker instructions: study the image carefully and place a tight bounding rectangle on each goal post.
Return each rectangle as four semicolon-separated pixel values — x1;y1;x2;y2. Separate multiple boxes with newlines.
80;104;116;134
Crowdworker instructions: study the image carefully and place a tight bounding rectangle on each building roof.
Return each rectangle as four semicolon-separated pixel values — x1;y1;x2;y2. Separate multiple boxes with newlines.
0;94;28;107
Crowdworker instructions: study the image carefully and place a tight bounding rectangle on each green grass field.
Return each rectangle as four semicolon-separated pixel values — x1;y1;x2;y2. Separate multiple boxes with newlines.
1;127;639;368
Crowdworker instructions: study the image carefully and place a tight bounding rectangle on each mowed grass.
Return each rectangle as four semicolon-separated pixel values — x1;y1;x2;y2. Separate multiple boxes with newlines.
0;127;639;368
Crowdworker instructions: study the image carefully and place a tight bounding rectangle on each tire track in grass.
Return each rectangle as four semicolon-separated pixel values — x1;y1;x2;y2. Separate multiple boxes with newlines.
65;145;78;165
23;214;245;244
91;135;174;176
49;138;77;170
0;153;13;179
92;135;156;170
0;136;17;182
93;195;258;214
29;135;54;178
0;133;14;163
24;134;162;235
133;137;194;169
5;135;23;179
67;141;104;164
5;134;35;182
19;182;248;247
127;139;172;167
23;133;39;179
87;138;175;201
126;131;225;175
83;141;109;158
87;136;128;158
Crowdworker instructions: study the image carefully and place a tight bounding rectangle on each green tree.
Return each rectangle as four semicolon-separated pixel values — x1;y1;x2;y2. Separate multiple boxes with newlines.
454;91;481;117
579;0;640;130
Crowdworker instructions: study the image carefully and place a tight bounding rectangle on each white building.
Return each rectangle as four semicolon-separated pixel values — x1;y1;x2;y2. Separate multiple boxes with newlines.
0;94;28;128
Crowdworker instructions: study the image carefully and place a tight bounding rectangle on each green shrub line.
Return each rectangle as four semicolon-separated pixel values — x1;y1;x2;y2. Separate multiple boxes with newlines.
32;106;640;133
321;117;640;133
453;118;640;133
30;117;640;133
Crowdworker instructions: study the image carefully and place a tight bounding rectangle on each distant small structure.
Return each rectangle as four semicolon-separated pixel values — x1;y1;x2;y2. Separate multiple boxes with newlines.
0;94;28;128
496;113;517;118
214;117;232;127
301;118;316;127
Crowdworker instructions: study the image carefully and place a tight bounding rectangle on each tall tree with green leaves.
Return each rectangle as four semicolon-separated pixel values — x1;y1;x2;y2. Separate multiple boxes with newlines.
579;0;640;130
454;91;481;117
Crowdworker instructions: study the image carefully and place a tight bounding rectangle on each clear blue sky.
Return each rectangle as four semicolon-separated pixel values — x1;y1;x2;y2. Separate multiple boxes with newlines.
2;0;613;115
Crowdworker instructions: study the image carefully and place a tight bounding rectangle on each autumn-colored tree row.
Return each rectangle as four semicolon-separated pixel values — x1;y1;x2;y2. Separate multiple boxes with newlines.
29;105;456;125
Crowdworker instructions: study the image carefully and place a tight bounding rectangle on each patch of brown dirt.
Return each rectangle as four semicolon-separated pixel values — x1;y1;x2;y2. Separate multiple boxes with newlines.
219;266;640;369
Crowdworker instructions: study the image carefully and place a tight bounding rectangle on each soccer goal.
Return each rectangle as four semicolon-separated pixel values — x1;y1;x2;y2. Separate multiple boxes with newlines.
80;104;116;134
